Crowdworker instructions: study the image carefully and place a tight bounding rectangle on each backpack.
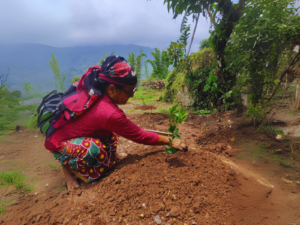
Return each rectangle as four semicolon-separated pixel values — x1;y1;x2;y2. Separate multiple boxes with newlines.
37;90;64;136
36;65;104;139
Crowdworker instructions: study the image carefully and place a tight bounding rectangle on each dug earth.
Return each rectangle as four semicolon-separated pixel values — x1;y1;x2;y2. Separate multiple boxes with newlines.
0;112;300;224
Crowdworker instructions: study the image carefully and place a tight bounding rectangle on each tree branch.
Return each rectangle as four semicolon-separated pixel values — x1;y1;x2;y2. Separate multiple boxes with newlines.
265;52;300;104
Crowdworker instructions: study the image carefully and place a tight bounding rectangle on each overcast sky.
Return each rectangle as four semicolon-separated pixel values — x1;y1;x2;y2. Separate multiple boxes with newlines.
0;0;215;53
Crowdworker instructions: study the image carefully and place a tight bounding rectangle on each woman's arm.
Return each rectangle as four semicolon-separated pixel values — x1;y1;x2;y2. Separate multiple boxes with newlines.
156;135;188;152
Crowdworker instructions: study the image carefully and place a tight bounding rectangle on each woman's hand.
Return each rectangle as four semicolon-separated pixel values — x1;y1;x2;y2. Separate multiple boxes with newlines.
156;135;188;152
172;138;188;152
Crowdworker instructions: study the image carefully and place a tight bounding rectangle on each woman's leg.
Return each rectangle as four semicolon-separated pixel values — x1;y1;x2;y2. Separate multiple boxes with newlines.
62;165;79;190
57;135;118;183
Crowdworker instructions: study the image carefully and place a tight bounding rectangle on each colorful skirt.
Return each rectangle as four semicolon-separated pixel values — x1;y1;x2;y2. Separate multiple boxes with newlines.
54;133;118;183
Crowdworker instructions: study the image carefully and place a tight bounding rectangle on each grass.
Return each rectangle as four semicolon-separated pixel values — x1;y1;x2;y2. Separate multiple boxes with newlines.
272;155;293;167
129;88;161;104
157;106;169;114
0;200;12;215
237;155;243;159
0;171;27;189
46;162;61;169
57;187;67;191
0;160;10;163
0;171;35;192
0;136;8;143
251;145;269;163
23;185;35;192
286;111;298;116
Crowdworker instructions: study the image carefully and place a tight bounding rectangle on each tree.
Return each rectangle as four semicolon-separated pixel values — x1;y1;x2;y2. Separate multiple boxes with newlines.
146;48;171;80
227;0;300;104
49;53;65;92
199;38;209;51
127;49;147;85
164;0;247;89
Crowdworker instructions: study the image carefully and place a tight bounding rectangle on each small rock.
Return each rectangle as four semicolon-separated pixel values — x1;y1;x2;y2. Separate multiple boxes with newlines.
142;203;146;207
155;215;162;224
276;135;284;141
140;213;144;218
46;184;49;187
168;206;180;217
192;221;197;225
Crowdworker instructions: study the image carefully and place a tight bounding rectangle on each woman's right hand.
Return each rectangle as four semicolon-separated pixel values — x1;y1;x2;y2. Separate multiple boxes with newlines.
172;138;188;152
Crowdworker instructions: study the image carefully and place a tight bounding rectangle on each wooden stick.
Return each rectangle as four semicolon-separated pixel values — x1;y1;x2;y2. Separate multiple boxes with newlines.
144;129;172;136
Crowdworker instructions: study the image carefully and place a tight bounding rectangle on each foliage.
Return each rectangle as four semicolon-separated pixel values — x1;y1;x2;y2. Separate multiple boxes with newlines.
10;90;21;98
23;114;38;130
167;41;185;67
0;200;12;215
0;171;26;189
199;38;209;51
146;48;171;80
127;49;147;85
71;77;80;83
245;105;266;122
49;53;65;92
227;0;300;105
0;87;22;130
165;105;188;156
272;155;292;167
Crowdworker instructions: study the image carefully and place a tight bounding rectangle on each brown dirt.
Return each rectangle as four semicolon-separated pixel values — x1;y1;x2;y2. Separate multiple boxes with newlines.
1;111;300;224
134;104;157;110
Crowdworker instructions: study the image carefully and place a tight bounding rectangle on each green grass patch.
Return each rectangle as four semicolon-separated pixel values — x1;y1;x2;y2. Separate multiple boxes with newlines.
0;200;12;215
57;187;67;191
237;155;243;159
272;155;292;167
46;162;61;169
0;160;10;163
0;171;27;189
0;136;8;143
23;185;34;192
157;106;169;114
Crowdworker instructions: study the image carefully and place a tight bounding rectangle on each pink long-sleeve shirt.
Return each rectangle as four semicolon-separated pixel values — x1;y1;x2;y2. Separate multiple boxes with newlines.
45;94;159;151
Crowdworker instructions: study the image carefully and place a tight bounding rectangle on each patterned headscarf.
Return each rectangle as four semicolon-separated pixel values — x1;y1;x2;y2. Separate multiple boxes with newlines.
100;55;137;85
45;55;137;138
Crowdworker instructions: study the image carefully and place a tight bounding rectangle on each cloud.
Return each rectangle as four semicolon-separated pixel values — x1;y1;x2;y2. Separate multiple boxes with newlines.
0;0;211;53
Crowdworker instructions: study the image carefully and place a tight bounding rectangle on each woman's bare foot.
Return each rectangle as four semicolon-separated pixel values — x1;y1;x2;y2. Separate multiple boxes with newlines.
62;166;79;190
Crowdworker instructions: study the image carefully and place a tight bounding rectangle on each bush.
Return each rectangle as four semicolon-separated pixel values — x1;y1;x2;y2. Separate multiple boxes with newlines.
24;114;38;130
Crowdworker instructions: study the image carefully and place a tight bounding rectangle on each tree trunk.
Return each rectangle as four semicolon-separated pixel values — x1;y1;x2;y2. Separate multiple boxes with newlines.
295;84;300;109
187;13;200;56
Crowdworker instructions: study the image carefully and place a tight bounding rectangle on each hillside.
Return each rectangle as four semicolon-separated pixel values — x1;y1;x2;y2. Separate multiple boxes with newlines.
0;43;155;92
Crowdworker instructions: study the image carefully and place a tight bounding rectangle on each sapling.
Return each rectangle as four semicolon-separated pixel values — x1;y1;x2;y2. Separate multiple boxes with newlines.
165;105;189;159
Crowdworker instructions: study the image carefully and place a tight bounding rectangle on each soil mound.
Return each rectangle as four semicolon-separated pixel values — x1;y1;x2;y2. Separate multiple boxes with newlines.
1;147;236;225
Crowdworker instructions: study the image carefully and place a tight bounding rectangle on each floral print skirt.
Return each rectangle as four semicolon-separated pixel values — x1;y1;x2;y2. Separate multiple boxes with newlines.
54;133;118;183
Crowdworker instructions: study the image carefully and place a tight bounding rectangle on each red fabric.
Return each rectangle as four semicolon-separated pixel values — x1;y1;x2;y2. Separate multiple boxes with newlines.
45;95;159;151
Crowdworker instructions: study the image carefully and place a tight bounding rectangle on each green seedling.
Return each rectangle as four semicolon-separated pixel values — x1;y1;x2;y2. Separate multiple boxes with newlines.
237;155;243;159
165;105;189;159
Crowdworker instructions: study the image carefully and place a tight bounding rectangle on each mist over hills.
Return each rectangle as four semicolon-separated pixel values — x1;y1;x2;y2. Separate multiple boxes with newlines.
0;43;155;93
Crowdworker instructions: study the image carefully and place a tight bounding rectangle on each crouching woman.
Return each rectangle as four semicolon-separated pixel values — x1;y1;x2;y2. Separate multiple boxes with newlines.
44;55;187;189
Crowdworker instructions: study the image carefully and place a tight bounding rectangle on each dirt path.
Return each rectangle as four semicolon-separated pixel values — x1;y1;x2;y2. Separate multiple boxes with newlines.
0;110;300;224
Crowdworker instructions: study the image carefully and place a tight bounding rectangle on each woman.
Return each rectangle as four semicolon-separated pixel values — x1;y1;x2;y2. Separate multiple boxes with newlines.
44;55;187;190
